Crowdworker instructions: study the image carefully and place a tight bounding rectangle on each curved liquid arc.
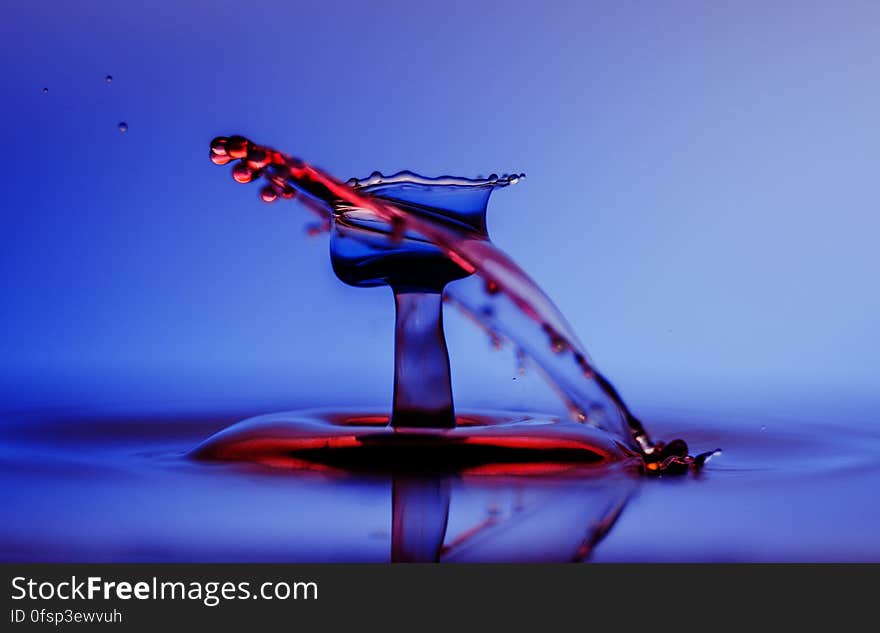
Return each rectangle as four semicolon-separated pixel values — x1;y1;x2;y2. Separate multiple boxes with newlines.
209;135;718;473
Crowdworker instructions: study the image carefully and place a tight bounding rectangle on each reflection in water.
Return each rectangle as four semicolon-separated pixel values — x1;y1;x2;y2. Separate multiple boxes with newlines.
191;409;636;562
393;478;451;562
0;411;635;562
3;409;879;562
391;474;632;563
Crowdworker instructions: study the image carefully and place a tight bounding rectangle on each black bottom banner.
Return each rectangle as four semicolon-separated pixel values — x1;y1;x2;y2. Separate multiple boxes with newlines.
1;564;875;631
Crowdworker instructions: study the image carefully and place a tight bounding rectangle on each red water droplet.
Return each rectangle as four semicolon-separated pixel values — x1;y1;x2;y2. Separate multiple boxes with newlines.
210;137;228;156
226;135;250;159
260;186;278;203
247;147;269;170
232;162;254;183
485;280;500;295
210;153;232;165
279;186;296;199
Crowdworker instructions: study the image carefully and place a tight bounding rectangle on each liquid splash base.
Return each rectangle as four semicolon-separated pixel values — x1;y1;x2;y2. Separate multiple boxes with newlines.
191;409;638;475
198;135;719;476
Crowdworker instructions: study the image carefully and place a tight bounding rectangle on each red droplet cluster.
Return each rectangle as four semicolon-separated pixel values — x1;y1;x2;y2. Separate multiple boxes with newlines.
209;135;296;204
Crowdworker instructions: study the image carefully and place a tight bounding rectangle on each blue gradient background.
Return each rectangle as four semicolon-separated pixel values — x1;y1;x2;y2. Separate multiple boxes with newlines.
2;0;878;425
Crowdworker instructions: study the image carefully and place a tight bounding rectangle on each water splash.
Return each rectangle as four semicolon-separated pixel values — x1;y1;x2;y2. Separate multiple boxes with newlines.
207;135;718;474
347;170;526;190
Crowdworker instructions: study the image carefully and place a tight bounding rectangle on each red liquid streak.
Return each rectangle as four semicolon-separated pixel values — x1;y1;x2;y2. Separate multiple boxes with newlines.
206;136;716;474
213;138;588;376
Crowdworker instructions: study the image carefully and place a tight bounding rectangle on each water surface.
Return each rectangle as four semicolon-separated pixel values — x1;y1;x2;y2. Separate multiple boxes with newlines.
2;404;877;562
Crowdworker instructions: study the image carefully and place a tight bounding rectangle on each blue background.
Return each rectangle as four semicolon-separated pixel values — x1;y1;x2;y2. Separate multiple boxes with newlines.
2;0;878;426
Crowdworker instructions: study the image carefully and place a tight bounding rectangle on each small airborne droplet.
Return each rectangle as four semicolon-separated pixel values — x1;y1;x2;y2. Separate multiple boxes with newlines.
485;279;500;295
232;162;254;183
118;122;128;133
105;75;113;84
260;186;278;203
42;87;48;94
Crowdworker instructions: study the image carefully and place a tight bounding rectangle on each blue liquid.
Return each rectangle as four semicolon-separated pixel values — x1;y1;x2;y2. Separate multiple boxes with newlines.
1;403;878;562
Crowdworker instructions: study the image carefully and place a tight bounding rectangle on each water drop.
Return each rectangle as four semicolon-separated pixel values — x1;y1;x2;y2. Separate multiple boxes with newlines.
246;147;269;170
118;122;128;133
105;74;113;84
226;135;250;159
210;137;228;156
42;87;48;94
210;152;232;165
279;186;296;200
760;425;767;432
488;173;498;181
260;186;278;203
485;279;500;295
231;162;253;183
660;438;689;459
